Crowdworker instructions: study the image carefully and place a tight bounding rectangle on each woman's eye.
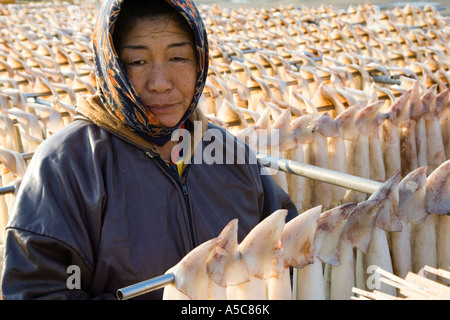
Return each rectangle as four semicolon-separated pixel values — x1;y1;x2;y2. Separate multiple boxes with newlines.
127;60;146;66
171;56;185;62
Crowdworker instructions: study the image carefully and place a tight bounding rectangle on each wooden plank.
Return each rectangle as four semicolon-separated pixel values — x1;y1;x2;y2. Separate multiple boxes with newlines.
404;272;450;300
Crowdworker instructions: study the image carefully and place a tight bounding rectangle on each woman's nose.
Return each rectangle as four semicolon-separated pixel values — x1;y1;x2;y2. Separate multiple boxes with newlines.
146;64;172;93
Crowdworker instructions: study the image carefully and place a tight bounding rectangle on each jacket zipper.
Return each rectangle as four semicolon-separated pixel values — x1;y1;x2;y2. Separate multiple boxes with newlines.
145;152;197;249
177;173;196;248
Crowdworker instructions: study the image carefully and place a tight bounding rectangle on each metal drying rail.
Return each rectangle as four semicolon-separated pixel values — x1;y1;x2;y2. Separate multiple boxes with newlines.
117;273;175;300
257;153;383;194
0;152;32;195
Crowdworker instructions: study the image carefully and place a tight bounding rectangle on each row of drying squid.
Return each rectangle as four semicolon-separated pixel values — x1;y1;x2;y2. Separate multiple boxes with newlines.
0;1;448;299
0;1;103;243
163;159;449;299
197;3;450;212
0;1;97;239
229;81;450;212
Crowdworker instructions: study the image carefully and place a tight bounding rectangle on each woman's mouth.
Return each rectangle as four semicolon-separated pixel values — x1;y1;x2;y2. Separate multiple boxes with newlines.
147;104;176;114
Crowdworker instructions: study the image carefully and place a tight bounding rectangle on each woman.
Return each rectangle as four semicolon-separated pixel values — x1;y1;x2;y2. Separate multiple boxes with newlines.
1;0;296;299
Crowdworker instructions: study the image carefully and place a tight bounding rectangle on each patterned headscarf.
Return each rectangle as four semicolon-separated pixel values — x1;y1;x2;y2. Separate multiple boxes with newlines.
92;0;209;146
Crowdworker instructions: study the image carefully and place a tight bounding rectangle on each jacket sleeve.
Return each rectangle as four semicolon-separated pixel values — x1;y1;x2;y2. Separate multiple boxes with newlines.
258;161;299;222
1;228;115;300
1;122;112;299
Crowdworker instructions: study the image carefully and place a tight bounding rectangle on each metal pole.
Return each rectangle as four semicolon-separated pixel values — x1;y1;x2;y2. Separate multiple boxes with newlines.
116;273;175;300
0;153;33;195
21;153;34;161
0;185;16;195
257;154;383;195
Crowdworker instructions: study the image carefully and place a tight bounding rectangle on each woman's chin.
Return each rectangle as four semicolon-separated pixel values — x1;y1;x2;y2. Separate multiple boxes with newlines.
156;117;183;128
147;111;183;128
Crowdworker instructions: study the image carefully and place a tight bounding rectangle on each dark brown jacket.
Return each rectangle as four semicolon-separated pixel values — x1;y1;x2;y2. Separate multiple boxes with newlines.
1;114;296;299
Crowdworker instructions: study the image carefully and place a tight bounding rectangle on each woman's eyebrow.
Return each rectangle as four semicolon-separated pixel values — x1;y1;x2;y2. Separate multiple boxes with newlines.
167;41;194;49
121;44;148;51
121;41;194;51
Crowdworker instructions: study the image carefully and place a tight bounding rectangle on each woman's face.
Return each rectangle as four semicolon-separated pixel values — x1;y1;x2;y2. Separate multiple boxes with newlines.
119;17;197;127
